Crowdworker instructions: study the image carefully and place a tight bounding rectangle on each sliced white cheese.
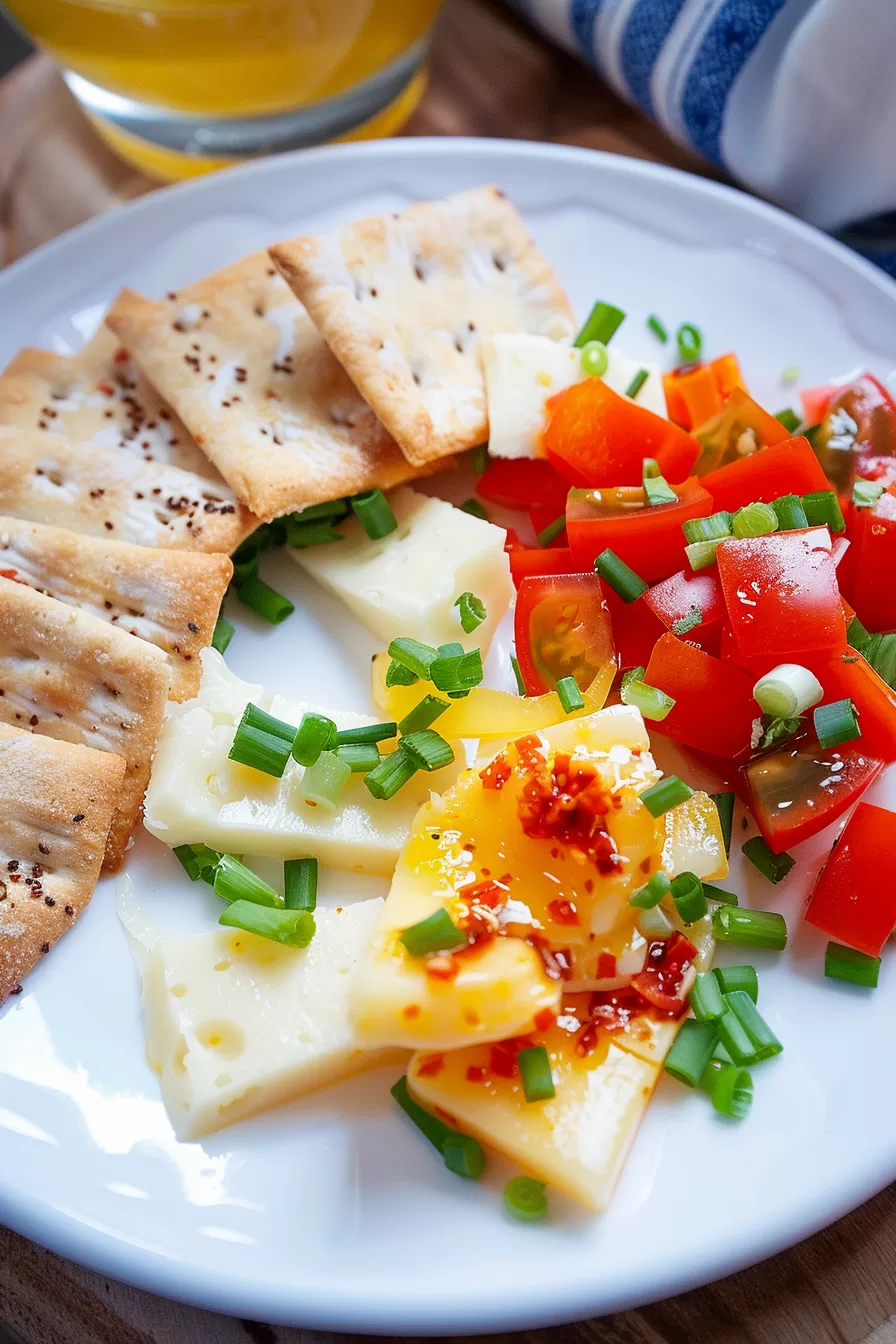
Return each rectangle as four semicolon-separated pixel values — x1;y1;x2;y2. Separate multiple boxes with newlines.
144;899;404;1139
143;649;462;874
602;347;667;419
290;486;513;655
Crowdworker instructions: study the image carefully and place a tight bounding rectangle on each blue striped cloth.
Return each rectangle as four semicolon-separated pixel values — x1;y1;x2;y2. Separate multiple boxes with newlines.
509;0;896;279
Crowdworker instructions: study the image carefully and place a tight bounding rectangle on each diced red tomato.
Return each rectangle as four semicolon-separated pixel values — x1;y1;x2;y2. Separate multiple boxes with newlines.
716;528;846;663
644;633;758;759
509;546;578;587
643;568;725;655
630;932;697;1016
602;587;666;672
514;573;615;695
807;651;896;762
478;458;569;513
528;503;568;545
805;802;896;955
742;737;884;854
846;493;896;632
700;436;829;513
800;384;837;426
691;388;791;474
566;478;713;581
542;377;700;487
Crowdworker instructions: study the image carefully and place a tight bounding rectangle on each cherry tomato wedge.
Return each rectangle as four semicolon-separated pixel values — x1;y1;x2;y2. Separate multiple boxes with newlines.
477;458;569;513
805;802;896;956
644;633;758;759
692;387;791;474
700;436;829;513
566;478;713;581
514;574;616;695
508;546;578;587
742;737;884;854
543;377;700;487
643;568;725;655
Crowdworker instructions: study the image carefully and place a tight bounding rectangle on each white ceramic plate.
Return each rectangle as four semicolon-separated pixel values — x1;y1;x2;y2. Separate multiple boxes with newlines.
1;139;896;1335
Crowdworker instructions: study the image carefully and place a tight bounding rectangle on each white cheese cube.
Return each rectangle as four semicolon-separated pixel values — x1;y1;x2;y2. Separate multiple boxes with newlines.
601;347;667;419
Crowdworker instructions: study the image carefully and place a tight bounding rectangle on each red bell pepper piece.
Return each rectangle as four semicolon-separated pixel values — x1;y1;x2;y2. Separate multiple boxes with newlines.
566;478;713;581
846;492;896;632
509;546;578;587
478;458;569;514
543;377;700;487
643;568;725;655
717;528;846;663
663;355;746;431
805;802;896;955
644;633;758;759
527;503;568;545
700;436;829;513
514;573;615;695
602;588;666;672
807;650;896;762
742;738;884;854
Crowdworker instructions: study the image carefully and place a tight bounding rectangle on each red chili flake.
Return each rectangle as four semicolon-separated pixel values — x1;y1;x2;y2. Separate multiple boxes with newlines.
596;952;617;979
402;1004;421;1019
466;1065;487;1083
416;1054;444;1077
488;1037;532;1078
548;898;579;926
113;348;130;364
534;1007;555;1033
480;752;511;791
424;955;459;981
96;382;115;396
530;934;573;981
630;932;697;1017
576;1021;600;1056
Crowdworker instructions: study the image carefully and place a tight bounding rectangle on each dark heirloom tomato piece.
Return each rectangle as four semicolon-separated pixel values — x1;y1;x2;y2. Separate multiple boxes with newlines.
644;633;757;759
701;436;828;513
644;568;726;654
691;387;791;475
742;740;884;854
811;374;896;495
630;932;697;1016
514;573;615;696
806;802;896;956
566;478;713;581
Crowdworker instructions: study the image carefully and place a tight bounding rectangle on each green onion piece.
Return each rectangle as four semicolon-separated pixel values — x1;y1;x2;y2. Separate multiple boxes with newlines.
364;750;419;800
335;721;397;745
625;368;649;400
732;501;778;538
642;457;677;506
671;605;703;636
580;340;609;377
620;678;676;721
504;1176;548;1222
647;314;668;343
230;528;265;570
824;941;881;988
725;989;782;1062
391;1076;485;1180
387;637;439;681
676;322;702;364
629;870;671;909
236;576;295;625
710;791;735;856
399;730;455;772
299;750;351;811
685;540;723;571
708;1064;753;1119
852;478;884;510
713;1039;734;1064
574;300;626;348
454;590;487;634
460;498;488;520
772;493;809;530
219;900;315;947
173;843;221;884
284;857;317;911
713;904;788;950
636;903;675;939
781;365;800;384
760;715;802;749
537;514;566;548
214;855;281;908
231;546;260;586
398;695;450;735
690;970;725;1023
510;654;526;697
430;649;483;694
742;836;795;885
555;675;585;714
753;663;823;719
240;702;297;742
774;408;801;433
471;444;488;474
211;614;234;655
682;511;733;545
228;702;297;777
335;742;381;772
350;488;397;540
290;499;349;523
866;632;896;692
438;642;464;658
640;775;693;818
801;490;846;533
594;548;648;603
400;907;467;957
291;712;338;767
813;697;861;749
846;614;872;653
702;883;738;906
713;964;758;1002
664;1019;718;1088
717;1005;755;1066
621;665;646;690
286;517;344;548
385;659;419;688
671;871;708;923
518;1045;555;1102
698;1058;726;1093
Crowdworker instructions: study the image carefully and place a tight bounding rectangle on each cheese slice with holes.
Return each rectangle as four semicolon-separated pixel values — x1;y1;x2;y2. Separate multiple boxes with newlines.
143;649;462;874
143;899;404;1139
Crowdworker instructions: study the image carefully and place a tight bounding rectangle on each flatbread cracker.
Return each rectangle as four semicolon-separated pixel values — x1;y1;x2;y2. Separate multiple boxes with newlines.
0;427;255;553
0;723;125;1004
0;577;171;871
105;254;442;522
0;515;231;702
269;185;575;466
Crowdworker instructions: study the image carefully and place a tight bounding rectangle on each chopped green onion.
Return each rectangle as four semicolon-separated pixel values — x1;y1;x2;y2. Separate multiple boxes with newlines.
824;941;881;988
398;695;450;735
537;514;566;548
852;478;884;509
504;1176;548;1222
239;703;296;742
846;614;872;653
801;490;846;533
713;964;758;1002
286;517;344;548
707;1063;753;1119
742;836;795;885
454;591;486;634
636;903;675;939
713;1039;734;1064
682;511;732;545
518;1045;555;1102
236;576;295;625
335;742;381;772
671;605;703;636
231;539;261;585
640;775;693;818
291;712;338;767
671;871;707;923
555;676;585;714
391;1076;485;1180
574;300;625;348
664;1019;718;1088
229;702;297;777
642;458;677;506
620;678;675;721
438;642;464;658
430;649;483;694
866;632;896;692
724;989;782;1062
753;663;823;719
299;750;351;811
621;665;646;690
804;423;822;446
385;659;419;688
713;904;788;950
690;971;725;1023
364;748;418;800
629;870;671;909
472;444;488;474
760;715;802;749
510;654;526;696
594;548;648;603
732;501;778;538
676;322;702;364
772;493;809;530
781;365;800;385
814;697;861;749
350;488;397;539
335;721;397;745
284;857;317;911
460;498;488;520
702;883;738;906
399;730;455;772
774;408;801;433
211;614;234;655
647;314;668;343
173;843;221;884
710;791;735;856
219;900;315;947
214;855;281;908
290;499;349;523
625;368;649;400
716;1006;755;1066
685;540;723;571
400;907;467;957
580;340;609;377
387;637;439;681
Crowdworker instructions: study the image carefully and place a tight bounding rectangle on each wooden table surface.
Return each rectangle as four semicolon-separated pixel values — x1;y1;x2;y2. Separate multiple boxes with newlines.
1;2;895;1340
